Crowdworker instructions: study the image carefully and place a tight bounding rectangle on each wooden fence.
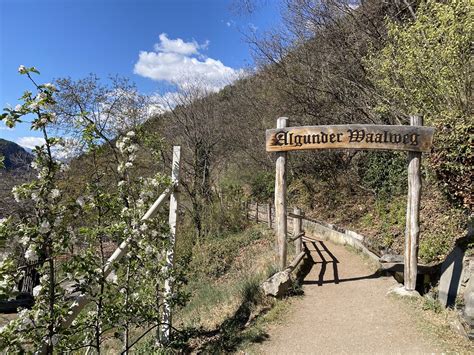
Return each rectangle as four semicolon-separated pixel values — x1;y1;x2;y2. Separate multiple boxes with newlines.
246;202;384;276
247;202;308;275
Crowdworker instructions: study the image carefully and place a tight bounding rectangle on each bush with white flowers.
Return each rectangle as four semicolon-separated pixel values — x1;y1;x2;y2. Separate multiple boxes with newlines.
0;67;186;353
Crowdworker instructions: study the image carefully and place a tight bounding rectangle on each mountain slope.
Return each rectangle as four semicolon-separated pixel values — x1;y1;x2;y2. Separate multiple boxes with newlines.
0;139;33;170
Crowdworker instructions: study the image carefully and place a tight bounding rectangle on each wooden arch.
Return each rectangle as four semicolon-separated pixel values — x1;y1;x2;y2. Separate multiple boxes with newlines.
266;117;435;291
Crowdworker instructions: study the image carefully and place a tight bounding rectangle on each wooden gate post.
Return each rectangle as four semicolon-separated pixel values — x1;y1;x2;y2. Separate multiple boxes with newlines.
160;146;181;345
404;116;423;291
267;203;272;229
274;117;288;270
293;207;304;255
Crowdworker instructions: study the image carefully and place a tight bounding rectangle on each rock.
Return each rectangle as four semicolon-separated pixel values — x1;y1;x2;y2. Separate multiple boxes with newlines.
439;246;465;307
262;269;293;298
449;316;469;339
464;274;474;319
387;284;420;298
380;254;404;263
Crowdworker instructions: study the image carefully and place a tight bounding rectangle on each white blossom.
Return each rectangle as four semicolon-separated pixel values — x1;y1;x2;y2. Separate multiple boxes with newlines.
32;285;42;297
43;83;57;91
30;161;39;170
117;180;126;187
127;144;138;153
126;131;135;137
12;187;21;202
117;163;125;173
18;65;27;74
14;104;22;111
125;162;133;168
76;196;85;208
0;218;6;226
28;102;39;110
25;247;38;262
107;272;118;284
39;220;50;234
50;189;60;199
35;92;48;102
116;140;126;152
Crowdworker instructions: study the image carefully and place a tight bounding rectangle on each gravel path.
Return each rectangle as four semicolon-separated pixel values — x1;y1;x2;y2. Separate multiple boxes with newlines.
255;239;440;354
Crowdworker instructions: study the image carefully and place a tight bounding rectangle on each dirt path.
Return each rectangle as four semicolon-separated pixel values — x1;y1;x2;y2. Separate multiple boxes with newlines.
254;239;440;354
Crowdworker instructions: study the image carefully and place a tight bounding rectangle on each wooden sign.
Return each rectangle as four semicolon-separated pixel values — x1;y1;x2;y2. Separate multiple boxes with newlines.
266;124;434;153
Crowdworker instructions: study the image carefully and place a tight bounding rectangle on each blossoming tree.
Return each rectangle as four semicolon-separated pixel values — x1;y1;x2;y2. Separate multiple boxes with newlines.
0;67;186;353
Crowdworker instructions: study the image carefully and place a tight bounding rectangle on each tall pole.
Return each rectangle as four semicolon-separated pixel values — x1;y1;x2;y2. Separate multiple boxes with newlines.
404;116;422;291
160;146;181;344
274;117;288;270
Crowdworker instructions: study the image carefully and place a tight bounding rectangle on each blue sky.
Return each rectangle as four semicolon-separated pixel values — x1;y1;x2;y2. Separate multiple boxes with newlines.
0;0;281;148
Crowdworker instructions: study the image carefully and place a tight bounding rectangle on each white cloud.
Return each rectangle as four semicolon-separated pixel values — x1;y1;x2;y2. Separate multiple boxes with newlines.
134;33;243;92
16;136;46;149
154;33;202;55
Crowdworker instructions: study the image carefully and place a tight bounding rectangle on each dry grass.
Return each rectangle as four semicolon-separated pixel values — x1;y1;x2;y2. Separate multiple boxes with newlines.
392;295;473;353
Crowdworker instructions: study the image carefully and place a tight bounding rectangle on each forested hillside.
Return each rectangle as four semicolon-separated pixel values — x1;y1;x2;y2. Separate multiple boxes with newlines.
141;0;472;262
0;0;472;352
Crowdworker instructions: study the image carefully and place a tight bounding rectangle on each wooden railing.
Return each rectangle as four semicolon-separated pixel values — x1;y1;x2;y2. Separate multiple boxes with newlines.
247;202;307;274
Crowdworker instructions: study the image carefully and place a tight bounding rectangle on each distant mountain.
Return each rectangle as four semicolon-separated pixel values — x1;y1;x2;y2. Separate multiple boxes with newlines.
0;139;33;170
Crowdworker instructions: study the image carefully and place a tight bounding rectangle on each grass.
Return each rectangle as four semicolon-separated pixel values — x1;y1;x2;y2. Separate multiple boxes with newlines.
130;223;294;353
389;293;473;353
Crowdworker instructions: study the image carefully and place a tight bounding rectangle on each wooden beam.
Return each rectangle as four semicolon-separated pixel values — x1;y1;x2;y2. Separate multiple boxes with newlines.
266;124;434;153
404;116;423;291
286;251;306;272
274;117;288;270
288;231;305;242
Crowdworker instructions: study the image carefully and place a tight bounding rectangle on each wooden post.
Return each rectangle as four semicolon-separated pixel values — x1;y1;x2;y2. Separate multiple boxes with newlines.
245;200;249;221
267;203;272;229
404;116;422;291
160;146;181;345
293;207;304;255
255;202;259;223
275;117;288;270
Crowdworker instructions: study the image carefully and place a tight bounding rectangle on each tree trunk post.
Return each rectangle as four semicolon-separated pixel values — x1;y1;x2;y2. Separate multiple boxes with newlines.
267;203;272;229
255;202;259;223
404;116;422;291
160;146;181;345
293;207;304;255
275;117;288;270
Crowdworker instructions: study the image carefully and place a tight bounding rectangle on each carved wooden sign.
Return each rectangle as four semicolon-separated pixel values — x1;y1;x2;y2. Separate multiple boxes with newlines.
266;124;434;153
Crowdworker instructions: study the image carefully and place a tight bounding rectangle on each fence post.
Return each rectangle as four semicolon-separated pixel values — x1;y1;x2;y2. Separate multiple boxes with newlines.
255;202;259;223
293;207;304;254
404;116;422;291
160;146;181;345
275;117;288;270
245;200;249;221
267;203;272;229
